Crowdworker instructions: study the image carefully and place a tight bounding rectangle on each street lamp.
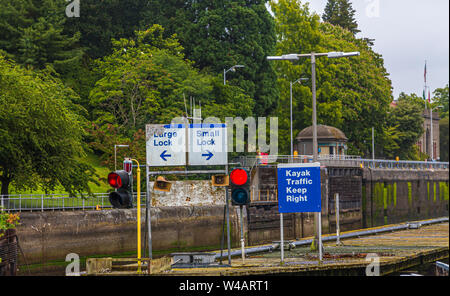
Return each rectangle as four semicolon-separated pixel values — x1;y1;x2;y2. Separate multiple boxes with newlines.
268;51;360;162
290;77;309;156
268;51;360;261
114;144;129;171
223;65;245;85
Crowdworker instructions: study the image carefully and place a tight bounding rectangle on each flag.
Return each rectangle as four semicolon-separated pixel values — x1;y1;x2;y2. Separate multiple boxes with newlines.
423;88;426;100
428;88;431;103
424;61;427;83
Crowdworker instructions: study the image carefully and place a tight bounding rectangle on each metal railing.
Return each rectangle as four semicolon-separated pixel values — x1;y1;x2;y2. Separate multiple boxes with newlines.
235;155;449;170
0;192;147;213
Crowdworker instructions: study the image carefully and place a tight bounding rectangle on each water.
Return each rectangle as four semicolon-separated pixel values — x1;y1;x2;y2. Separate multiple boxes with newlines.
391;258;449;276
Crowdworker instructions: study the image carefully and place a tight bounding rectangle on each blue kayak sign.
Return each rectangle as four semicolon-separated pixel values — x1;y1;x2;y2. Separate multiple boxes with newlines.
277;163;321;213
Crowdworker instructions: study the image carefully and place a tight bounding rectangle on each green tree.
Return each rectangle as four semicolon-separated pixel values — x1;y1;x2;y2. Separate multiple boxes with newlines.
270;0;392;156
141;0;278;117
64;0;153;59
433;84;449;161
322;0;360;35
89;25;254;138
0;54;97;196
382;93;424;160
0;0;83;71
433;84;449;118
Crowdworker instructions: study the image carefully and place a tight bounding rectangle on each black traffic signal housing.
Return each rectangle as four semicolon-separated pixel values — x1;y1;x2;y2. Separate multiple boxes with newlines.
107;170;133;208
229;168;251;205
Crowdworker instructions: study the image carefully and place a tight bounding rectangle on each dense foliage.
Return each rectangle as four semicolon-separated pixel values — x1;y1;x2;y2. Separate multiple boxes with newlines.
270;0;392;156
0;54;97;196
322;0;360;35
0;0;442;194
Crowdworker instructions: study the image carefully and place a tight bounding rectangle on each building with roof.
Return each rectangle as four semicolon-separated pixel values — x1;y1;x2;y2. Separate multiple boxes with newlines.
295;124;348;156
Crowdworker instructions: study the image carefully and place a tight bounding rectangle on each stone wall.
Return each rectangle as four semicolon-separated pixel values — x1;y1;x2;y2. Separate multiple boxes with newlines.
149;180;225;206
362;168;449;227
16;205;238;266
13;166;449;273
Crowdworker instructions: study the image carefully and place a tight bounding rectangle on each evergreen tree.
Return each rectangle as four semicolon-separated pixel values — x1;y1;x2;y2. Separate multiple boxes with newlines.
140;0;279;117
322;0;360;35
0;0;83;71
0;53;97;196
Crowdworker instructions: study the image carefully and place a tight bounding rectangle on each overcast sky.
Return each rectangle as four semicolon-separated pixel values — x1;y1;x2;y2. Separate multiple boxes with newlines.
304;0;449;99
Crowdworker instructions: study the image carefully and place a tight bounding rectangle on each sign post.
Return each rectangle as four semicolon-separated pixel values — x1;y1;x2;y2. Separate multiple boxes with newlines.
145;122;228;262
277;163;322;263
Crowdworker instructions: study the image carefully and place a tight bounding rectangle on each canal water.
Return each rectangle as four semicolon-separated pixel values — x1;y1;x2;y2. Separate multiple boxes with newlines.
390;258;448;276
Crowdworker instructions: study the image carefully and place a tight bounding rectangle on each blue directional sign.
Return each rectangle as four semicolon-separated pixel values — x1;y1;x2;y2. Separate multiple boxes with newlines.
277;163;321;213
146;124;187;166
188;123;228;166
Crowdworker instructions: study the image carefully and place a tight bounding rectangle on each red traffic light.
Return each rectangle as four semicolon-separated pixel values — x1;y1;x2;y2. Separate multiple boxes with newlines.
107;170;130;189
230;168;248;186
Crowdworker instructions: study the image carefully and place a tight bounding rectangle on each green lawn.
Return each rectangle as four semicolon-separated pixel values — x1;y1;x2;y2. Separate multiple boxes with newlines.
7;152;111;195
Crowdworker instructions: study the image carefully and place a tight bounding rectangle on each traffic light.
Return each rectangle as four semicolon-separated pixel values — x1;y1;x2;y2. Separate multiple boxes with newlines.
229;168;250;205
153;176;172;192
107;170;133;208
212;174;229;186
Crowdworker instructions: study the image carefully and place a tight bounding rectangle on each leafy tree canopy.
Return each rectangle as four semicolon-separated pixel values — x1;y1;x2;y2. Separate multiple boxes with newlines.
322;0;360;35
0;54;97;196
89;25;254;139
270;0;392;156
383;93;424;160
0;0;83;71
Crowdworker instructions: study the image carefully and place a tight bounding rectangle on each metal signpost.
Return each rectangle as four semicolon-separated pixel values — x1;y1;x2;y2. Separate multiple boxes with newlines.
145;122;230;262
277;162;322;263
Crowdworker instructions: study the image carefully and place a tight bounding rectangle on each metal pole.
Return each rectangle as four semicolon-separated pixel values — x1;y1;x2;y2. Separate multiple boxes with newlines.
240;205;245;263
311;53;321;255
114;145;117;171
225;165;231;265
290;81;293;157
226;187;231;265
318;210;323;262
311;53;318;162
224;69;226;85
146;164;153;260
335;193;340;246
280;212;284;264
372;127;375;160
131;159;142;273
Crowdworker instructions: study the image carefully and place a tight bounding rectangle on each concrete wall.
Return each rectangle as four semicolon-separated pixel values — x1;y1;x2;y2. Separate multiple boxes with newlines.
16;205;240;266
362;168;449;227
14;167;449;273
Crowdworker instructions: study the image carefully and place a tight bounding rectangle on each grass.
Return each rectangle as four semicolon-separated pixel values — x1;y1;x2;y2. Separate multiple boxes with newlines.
8;152;111;195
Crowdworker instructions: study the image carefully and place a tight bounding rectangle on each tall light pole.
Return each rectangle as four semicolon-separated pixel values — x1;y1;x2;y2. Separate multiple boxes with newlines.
114;144;129;171
268;51;360;162
223;65;244;85
267;51;360;261
290;77;309;156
